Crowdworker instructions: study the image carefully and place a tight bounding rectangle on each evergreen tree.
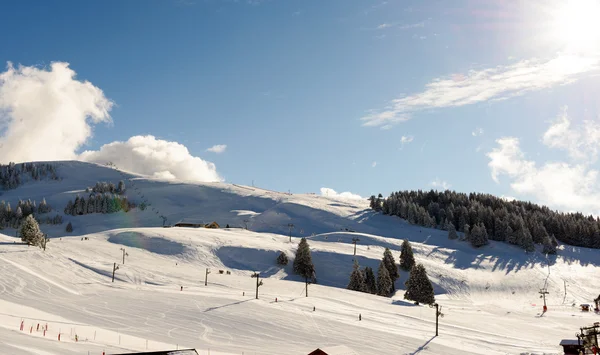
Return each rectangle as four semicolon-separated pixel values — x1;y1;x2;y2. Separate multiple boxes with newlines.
470;223;489;248
399;239;416;271
550;234;559;247
448;222;458;240
347;259;366;292
382;248;399;290
363;266;377;294
64;200;73;215
369;195;376;209
15;206;23;220
276;251;289;265
117;180;126;194
404;263;435;305
463;223;471;241
376;261;393;297
293;238;315;281
19;215;43;247
66;222;73;233
542;235;557;255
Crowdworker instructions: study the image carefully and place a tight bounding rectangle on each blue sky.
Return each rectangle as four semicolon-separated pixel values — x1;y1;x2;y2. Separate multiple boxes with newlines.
1;0;600;214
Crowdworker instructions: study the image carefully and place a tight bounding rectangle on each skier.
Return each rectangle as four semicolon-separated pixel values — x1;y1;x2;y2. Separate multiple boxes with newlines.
359;313;362;321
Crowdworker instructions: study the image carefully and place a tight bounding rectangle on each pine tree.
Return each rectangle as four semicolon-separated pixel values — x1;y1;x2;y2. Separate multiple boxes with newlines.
117;180;126;194
463;223;471;241
376;261;393;297
363;266;377;294
399;239;416;271
276;251;288;265
20;215;43;247
448;222;458;240
470;223;489;248
293;238;315;281
382;248;399;291
542;235;557;255
347;260;366;292
66;222;73;233
404;263;435;305
15;206;23;220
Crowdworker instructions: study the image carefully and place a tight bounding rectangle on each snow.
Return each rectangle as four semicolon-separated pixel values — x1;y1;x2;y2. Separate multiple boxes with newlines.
0;160;597;354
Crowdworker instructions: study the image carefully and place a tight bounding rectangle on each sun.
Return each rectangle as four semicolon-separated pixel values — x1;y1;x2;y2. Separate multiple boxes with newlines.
551;0;600;53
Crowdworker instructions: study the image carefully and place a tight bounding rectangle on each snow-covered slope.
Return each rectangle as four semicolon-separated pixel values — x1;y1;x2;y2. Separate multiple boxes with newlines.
0;161;597;354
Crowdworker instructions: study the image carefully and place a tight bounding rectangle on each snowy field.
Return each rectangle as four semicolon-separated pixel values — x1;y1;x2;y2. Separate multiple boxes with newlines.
0;161;598;354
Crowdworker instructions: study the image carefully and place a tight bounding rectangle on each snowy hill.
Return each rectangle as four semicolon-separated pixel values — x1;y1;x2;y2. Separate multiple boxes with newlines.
0;160;598;354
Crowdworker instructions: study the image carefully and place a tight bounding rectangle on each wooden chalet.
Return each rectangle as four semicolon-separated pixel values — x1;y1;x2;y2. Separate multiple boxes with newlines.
205;221;220;229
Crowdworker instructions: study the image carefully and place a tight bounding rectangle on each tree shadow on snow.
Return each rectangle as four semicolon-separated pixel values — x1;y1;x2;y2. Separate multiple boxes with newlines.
405;336;436;355
392;299;419;307
68;258;127;282
203;299;252;313
108;232;189;255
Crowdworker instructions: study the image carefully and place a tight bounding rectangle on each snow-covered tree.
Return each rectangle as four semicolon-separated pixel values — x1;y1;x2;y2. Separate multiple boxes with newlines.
376;261;393;297
399;239;415;271
117;180;126;194
404;263;435;305
20;215;43;247
38;198;51;213
66;222;73;233
14;206;23;220
543;235;557;255
276;251;288;265
463;223;471;241
293;238;315;281
448;222;458;240
347;259;366;292
470;222;489;248
363;266;377;294
382;248;399;291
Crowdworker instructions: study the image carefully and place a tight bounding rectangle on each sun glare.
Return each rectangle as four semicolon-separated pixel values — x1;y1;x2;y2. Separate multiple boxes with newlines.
552;0;600;53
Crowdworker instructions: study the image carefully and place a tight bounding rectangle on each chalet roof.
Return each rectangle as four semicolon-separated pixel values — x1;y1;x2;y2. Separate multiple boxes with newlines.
560;339;580;346
174;218;205;225
110;349;198;355
314;345;358;355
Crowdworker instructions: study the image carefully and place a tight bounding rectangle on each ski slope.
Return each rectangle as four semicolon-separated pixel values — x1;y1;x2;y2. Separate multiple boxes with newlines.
0;161;598;354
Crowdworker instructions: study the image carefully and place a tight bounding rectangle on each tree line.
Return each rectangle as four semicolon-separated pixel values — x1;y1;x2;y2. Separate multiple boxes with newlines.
370;190;589;253
347;240;435;305
64;193;136;216
0;162;59;190
86;180;126;195
0;198;61;229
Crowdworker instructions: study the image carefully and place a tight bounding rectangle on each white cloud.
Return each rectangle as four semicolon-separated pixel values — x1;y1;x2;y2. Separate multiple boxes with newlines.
542;106;600;162
0;62;113;163
376;22;424;30
430;178;451;190
80;135;222;182
488;107;600;212
320;187;363;200
500;195;517;202
399;135;414;149
361;54;600;128
372;161;377;168
472;128;484;136
206;144;227;154
487;137;600;213
0;61;222;182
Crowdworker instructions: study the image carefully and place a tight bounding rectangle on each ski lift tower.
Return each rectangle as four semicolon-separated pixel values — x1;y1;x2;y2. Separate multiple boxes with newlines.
539;287;549;312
